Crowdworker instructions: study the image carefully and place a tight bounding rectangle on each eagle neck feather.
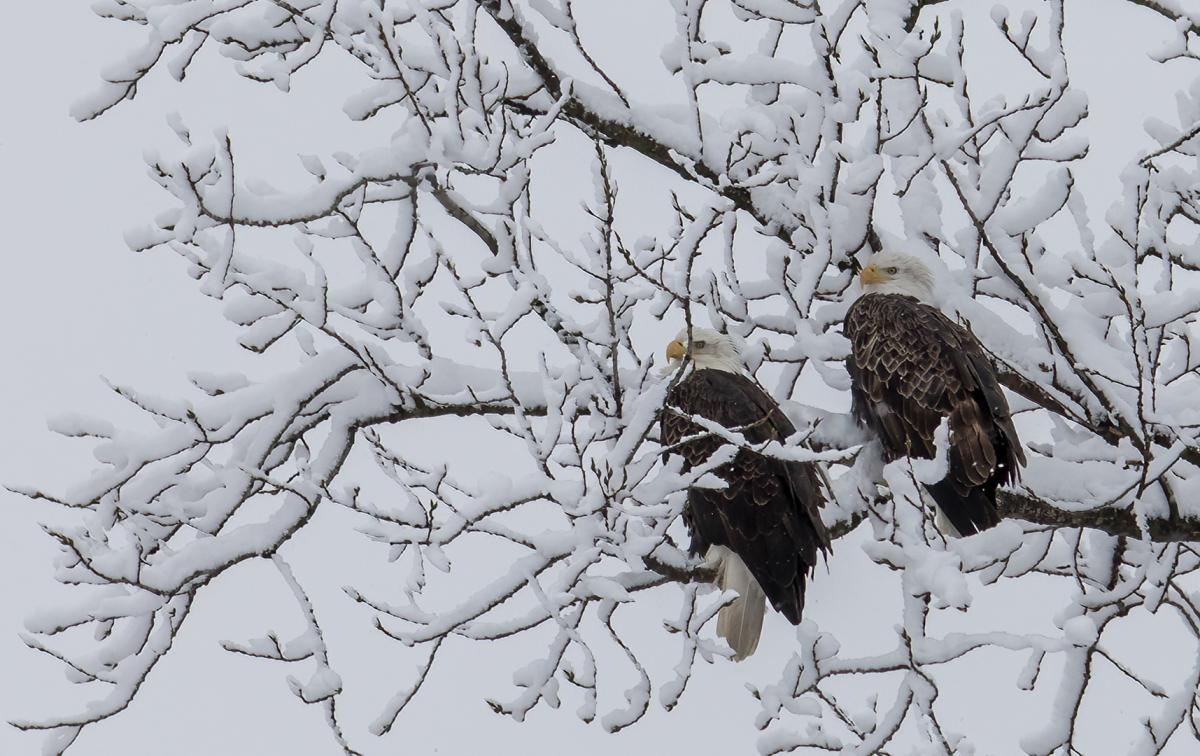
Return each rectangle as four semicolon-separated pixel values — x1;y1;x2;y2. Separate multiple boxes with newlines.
689;354;744;374
863;279;934;303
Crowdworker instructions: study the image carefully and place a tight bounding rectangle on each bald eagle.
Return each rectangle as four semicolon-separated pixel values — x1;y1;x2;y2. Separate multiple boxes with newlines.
845;252;1026;535
660;328;830;659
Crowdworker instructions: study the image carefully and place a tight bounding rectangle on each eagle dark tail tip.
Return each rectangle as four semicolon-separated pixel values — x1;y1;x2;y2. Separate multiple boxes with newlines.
924;480;1001;537
776;579;806;626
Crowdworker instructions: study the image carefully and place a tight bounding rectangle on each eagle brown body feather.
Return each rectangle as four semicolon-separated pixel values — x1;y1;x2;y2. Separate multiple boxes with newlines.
845;293;1025;534
661;369;830;624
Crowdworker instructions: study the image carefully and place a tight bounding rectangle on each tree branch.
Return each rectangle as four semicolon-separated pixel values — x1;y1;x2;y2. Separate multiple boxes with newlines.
903;0;952;32
998;489;1200;542
479;0;794;249
904;0;1200;35
1124;0;1200;35
993;348;1200;471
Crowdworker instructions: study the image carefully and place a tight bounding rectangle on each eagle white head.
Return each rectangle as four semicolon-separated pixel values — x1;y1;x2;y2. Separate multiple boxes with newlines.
665;327;743;373
859;252;936;303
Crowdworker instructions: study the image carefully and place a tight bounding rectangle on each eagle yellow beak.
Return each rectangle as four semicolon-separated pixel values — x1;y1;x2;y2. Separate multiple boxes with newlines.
859;264;887;286
666;339;686;361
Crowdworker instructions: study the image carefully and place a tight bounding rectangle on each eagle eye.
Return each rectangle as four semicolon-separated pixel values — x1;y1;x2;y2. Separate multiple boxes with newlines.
886;266;898;274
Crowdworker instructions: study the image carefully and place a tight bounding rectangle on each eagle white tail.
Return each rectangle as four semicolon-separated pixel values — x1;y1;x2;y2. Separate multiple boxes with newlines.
706;545;766;660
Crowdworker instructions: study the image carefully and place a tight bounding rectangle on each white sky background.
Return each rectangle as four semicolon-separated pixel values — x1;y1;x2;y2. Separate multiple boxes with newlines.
2;1;1199;754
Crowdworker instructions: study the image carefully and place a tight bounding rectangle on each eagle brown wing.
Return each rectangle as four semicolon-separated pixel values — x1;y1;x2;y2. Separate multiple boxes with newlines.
661;369;830;624
845;293;1025;534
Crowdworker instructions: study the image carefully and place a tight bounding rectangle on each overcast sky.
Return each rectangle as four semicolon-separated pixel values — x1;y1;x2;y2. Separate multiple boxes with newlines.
3;1;1199;754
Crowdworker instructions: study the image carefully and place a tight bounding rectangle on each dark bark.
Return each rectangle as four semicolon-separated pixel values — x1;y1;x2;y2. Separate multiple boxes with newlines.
998;489;1200;542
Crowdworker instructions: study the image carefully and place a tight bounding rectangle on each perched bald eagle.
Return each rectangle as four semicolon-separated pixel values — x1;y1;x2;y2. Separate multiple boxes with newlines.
845;252;1026;535
660;328;830;659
